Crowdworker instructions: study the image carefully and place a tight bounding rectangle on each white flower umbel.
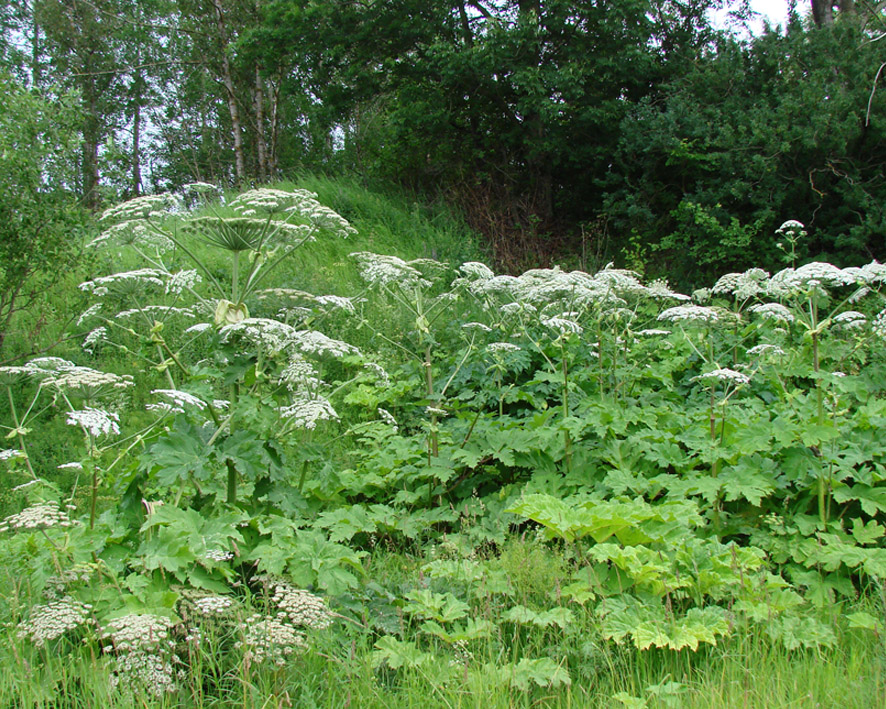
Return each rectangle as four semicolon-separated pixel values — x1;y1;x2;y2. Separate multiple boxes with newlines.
278;355;322;391
0;449;25;461
279;393;339;430
290;330;360;358
193;595;234;616
165;269;202;296
747;344;786;358
147;389;208;415
657;305;721;323
315;295;356;313
0;502;73;532
747;302;795;324
461;321;492;333
378;408;398;432
646;278;691;301
90;221;174;253
76;303;103;326
636;329;671;337
363;362;391;386
459;262;495;280
832;310;867;329
873;309;886;339
693;368;751;386
236;614;306;666
42;366;135;399
271;583;333;629
115;305;195;320
80;269;167;296
711;268;770;300
541;316;583;336
220;318;297;354
100;193;182;223
350;252;432;289
767;262;855;297
17;597;93;647
66;407;121;437
487;342;522;352
104;613;173;654
83;327;107;354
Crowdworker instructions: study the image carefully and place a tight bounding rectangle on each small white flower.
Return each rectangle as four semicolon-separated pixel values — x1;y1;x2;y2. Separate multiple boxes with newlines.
147;389;207;414
487;342;522;352
541;316;583;335
0;449;25;461
462;322;492;332
747;344;786;357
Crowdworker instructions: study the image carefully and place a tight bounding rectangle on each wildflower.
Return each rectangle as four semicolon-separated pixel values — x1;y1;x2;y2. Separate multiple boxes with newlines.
832;311;866;329
192;595;234;616
542;316;583;335
290;330;360;358
711;268;770;300
873;309;886;339
17;597;92;646
147;389;207;414
350;252;432;288
108;651;181;697
76;303;103;326
58;462;83;471
315;295;356;313
271;584;333;629
66;407;121;437
363;362;391;385
776;219;805;235
278;355;322;391
184;322;212;335
462;321;492;332
378;408;398;432
693;368;751;386
747;302;795;324
646;278;690;301
657;305;721;323
635;329;671;337
115;305;195;320
459;262;495;280
426;406;448;417
0;449;25;461
279;393;338;429
220;317;296;353
104;613;173;653
236;614;306;666
203;548;234;562
80;269;167;296
747;344;786;357
100;194;182;223
42;366;134;399
165;269;202;296
487;342;522;352
0;502;73;532
83;327;107;354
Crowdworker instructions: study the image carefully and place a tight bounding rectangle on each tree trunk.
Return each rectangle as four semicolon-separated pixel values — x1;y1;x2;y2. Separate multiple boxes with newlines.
812;0;834;25
253;64;268;182
211;0;246;186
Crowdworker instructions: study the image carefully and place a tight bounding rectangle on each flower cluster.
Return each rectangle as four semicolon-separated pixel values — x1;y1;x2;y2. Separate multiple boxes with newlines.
290;330;361;358
657;305;722;323
80;269;167;297
40;365;135;398
236;614;306;666
279;393;339;429
66;407;121;437
351;252;434;289
747;302;795;323
271;584;333;629
0;502;74;532
100;193;182;223
192;595;234;616
17;597;93;646
693;368;751;386
147;389;207;415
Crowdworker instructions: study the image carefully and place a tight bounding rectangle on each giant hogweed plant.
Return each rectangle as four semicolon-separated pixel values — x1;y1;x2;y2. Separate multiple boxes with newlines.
3;213;886;697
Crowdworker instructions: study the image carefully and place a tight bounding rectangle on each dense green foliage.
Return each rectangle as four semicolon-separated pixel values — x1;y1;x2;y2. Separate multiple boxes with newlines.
0;71;89;351
1;185;886;705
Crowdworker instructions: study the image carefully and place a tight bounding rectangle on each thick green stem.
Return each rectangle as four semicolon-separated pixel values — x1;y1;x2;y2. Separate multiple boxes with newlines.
6;386;37;480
